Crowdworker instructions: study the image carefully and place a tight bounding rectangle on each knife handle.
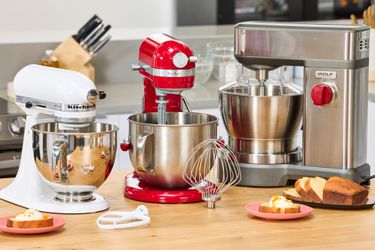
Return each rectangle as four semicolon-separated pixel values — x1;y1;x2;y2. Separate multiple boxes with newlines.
90;35;111;55
86;25;112;49
76;14;98;41
80;23;103;46
76;17;102;43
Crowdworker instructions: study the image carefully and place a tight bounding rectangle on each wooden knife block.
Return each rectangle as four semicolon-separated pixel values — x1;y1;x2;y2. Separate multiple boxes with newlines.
52;36;95;82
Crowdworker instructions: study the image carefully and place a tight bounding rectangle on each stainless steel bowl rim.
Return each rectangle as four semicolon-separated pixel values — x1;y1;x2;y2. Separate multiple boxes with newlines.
219;91;303;97
128;112;218;127
233;136;299;140
31;122;119;135
219;82;303;97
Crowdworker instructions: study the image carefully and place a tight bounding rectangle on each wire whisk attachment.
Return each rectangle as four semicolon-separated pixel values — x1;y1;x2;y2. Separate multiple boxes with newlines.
183;138;241;208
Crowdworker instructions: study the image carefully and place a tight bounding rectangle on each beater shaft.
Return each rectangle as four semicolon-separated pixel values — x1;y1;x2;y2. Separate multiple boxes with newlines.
156;96;168;124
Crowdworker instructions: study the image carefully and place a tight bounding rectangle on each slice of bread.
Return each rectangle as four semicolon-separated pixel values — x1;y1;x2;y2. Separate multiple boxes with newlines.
7;216;53;228
283;188;303;201
305;177;327;203
259;203;300;214
295;177;313;202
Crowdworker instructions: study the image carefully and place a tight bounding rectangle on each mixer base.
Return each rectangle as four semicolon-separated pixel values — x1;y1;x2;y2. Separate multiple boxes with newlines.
238;163;371;187
124;173;202;203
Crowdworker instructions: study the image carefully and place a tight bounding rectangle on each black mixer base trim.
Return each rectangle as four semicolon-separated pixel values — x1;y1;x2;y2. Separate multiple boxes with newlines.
238;163;371;187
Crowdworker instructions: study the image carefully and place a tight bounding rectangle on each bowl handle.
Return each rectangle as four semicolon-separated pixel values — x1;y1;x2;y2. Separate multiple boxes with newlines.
135;127;154;173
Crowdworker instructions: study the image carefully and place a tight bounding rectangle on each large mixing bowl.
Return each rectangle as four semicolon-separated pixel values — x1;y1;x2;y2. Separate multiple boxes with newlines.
32;122;118;202
219;82;303;163
127;112;218;189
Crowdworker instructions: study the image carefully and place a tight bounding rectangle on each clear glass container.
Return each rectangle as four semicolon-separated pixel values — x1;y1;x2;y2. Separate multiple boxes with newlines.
206;41;237;83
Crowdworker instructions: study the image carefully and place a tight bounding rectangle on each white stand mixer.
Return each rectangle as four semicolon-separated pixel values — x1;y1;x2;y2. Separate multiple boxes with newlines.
0;65;113;213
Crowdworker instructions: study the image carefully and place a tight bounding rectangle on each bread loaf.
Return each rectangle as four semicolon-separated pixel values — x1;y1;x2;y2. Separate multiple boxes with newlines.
305;177;326;203
283;188;303;201
295;177;314;202
323;176;368;205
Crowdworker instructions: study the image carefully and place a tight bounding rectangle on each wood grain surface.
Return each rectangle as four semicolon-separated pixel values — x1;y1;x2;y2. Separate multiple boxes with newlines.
0;171;374;250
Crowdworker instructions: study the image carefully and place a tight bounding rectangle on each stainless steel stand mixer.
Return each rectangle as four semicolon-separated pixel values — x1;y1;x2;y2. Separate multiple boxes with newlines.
0;65;118;213
219;22;371;186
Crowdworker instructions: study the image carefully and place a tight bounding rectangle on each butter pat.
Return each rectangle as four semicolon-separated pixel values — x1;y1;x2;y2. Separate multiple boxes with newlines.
268;195;295;208
14;208;44;221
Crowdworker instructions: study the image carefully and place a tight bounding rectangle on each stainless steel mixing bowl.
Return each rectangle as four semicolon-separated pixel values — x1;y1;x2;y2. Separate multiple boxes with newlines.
219;82;303;164
127;112;218;189
32;122;118;202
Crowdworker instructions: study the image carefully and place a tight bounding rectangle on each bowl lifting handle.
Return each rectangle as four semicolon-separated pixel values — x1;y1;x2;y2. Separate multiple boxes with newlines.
135;126;154;173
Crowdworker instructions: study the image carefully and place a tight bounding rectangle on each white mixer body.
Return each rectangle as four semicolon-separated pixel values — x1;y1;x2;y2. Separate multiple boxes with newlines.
14;64;95;104
0;65;109;213
13;64;97;122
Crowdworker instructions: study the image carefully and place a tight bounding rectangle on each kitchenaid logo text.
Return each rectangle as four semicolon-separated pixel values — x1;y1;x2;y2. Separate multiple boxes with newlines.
67;104;95;110
315;71;337;79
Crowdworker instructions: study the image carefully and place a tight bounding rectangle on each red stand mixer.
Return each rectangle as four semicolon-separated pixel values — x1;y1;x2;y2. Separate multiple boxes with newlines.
133;33;197;117
121;33;204;203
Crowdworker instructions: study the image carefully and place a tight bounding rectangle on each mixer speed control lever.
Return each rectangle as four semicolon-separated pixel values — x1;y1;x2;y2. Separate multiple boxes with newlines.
131;64;142;71
188;55;198;63
311;83;335;106
87;89;106;103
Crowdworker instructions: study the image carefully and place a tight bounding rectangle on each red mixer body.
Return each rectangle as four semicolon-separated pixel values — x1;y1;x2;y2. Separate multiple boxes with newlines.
136;33;196;112
123;34;200;204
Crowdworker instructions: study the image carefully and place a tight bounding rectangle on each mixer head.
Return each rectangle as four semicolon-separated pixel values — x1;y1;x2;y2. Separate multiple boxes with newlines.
13;65;106;128
132;33;197;124
132;33;197;93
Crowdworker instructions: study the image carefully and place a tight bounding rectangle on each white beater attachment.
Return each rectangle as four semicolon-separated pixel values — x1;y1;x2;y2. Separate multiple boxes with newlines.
96;205;151;229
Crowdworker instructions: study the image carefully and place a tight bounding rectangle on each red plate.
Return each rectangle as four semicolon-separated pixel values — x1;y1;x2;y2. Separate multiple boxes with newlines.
245;203;313;220
0;215;65;234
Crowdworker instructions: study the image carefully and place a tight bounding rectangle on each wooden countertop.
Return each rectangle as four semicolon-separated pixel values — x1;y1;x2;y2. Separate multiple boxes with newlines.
0;172;374;249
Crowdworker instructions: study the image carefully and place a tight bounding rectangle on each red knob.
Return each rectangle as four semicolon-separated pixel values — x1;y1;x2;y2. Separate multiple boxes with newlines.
120;140;132;152
311;83;334;106
217;137;225;148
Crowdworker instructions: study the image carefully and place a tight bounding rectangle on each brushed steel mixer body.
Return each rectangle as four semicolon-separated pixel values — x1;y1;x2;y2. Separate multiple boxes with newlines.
220;22;371;186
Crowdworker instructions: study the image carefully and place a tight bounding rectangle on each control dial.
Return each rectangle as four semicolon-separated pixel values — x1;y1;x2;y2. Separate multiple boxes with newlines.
172;52;189;68
9;116;26;135
311;83;335;106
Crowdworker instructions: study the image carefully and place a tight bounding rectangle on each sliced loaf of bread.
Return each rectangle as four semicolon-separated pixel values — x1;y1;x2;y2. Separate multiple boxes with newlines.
295;177;313;202
305;177;327;203
283;188;303;201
